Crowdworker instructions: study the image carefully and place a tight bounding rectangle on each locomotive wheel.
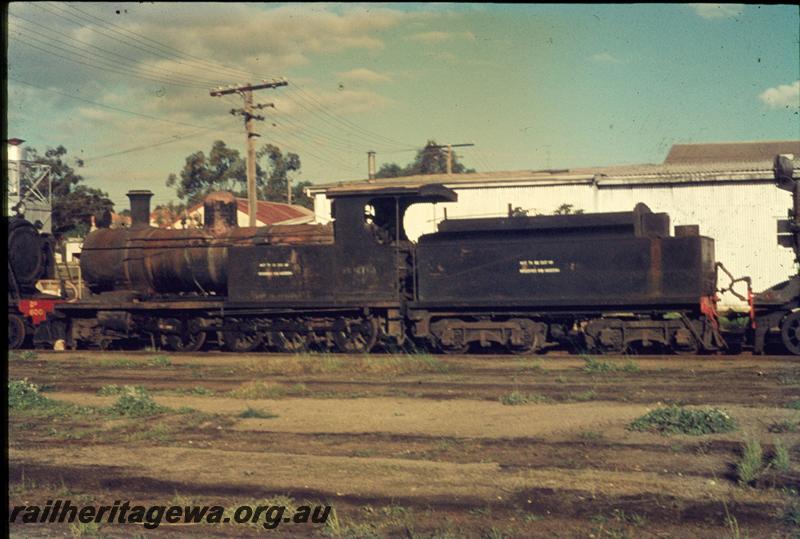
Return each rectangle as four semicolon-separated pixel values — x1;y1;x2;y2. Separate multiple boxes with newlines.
272;331;308;353
9;314;26;350
332;318;378;354
162;331;207;352
780;311;800;355
222;331;263;352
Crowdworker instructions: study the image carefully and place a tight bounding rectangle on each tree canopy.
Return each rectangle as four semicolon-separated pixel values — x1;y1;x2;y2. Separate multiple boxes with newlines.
166;140;312;209
375;140;476;178
26;146;114;237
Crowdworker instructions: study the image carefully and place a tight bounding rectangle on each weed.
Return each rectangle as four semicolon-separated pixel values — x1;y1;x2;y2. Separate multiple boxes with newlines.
611;508;645;527
127;424;173;443
69;520;101;537
515;359;542;372
568;389;598;402
499;391;548;405
555;375;567;384
482;528;507;539
8;379;51;409
98;358;137;368
583;357;639;374
784;496;800;527
10;350;38;361
787;400;800;410
149;355;172;367
772;440;791;473
324;506;341;536
578;430;603;441
176;386;216;396
628;406;736;435
768;419;799;433
777;370;800;385
737;439;764;486
109;387;165;417
97;384;135;396
723;505;745;539
239;406;278;419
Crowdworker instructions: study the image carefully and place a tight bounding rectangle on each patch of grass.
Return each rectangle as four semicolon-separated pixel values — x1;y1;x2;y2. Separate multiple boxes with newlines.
10;350;38;361
238;406;278;419
499;391;548;405
515;359;542;372
97;384;140;396
628;406;736;436
8;379;52;409
109;386;166;417
583;357;639;374
126;424;174;443
777;370;800;385
172;386;217;396
149;355;172;367
98;358;137;368
737;439;764;486
69;520;102;537
244;352;448;377
771;441;791;474
783;495;800;527
768;419;799;433
568;389;598;402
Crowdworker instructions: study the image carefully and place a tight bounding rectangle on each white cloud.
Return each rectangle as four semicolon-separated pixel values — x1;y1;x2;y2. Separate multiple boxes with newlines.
688;4;744;19
337;68;392;84
591;52;623;64
759;81;800;109
407;31;475;44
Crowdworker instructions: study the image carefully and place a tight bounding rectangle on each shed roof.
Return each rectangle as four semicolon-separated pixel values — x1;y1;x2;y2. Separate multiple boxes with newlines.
664;140;800;165
308;140;798;193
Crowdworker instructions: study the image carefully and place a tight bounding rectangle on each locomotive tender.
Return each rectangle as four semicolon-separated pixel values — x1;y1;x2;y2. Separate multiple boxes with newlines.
54;182;731;355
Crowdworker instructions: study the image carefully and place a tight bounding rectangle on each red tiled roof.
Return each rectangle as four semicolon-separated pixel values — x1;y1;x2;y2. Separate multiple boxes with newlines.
234;198;313;225
180;197;313;226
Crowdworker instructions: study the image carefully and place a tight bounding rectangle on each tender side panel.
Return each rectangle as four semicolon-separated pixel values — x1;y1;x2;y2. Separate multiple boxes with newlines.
416;235;715;308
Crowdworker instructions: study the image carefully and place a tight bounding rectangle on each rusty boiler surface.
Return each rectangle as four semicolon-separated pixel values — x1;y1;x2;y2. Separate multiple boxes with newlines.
80;222;333;296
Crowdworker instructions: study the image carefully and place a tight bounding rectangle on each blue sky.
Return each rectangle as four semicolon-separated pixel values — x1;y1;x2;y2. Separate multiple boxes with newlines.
7;3;800;209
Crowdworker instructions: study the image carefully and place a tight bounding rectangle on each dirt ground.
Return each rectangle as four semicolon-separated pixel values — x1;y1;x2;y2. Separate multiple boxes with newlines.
8;350;800;538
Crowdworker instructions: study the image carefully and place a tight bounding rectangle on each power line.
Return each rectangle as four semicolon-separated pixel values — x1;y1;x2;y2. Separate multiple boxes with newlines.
46;2;417;150
12;36;208;90
9;76;235;132
10;27;216;90
9;13;230;89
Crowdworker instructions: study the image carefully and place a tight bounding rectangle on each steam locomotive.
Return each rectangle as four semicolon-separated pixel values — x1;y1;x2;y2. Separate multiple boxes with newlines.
10;155;799;355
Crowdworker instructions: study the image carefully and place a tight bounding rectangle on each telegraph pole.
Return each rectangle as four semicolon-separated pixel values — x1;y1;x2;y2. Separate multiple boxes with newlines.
210;79;288;226
429;143;475;174
367;151;376;179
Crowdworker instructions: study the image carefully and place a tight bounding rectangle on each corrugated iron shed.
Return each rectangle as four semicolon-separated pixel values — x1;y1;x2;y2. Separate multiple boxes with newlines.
664;140;800;165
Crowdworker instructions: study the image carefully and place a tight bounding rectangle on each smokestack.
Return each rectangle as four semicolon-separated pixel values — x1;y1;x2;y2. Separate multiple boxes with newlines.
127;190;153;228
203;191;238;231
368;151;376;180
